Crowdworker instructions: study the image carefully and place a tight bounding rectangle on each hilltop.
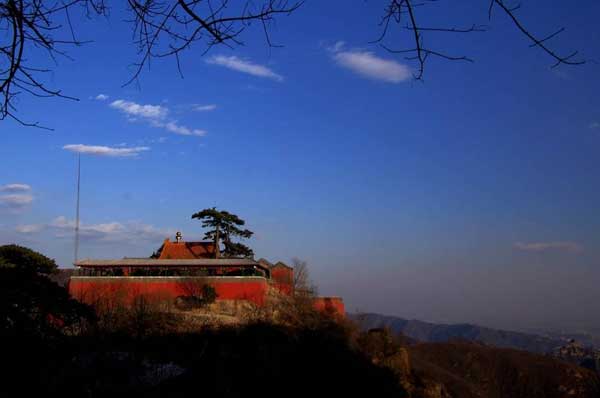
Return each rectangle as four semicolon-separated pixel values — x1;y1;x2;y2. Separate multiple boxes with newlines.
3;245;600;397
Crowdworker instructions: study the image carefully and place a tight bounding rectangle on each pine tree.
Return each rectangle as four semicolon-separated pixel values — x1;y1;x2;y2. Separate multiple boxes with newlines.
191;208;254;258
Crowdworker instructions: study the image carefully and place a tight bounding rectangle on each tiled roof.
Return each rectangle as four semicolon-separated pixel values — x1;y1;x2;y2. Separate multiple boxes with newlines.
158;239;215;259
257;258;273;268
272;261;292;269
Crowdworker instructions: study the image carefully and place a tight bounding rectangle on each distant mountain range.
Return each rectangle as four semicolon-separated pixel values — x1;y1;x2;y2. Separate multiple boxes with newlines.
352;313;591;354
525;329;600;350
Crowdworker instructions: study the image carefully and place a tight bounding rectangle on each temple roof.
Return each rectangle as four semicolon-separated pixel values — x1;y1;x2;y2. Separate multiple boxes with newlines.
272;261;292;269
257;258;273;268
158;238;216;259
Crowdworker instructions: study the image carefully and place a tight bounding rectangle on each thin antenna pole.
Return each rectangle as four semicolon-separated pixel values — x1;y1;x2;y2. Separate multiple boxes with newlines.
74;154;81;265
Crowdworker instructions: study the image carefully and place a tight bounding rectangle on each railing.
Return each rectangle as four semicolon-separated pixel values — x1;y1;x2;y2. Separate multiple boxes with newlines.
74;267;266;278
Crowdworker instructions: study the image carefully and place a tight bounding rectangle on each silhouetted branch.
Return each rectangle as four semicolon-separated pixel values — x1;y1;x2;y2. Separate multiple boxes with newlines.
0;0;588;128
0;0;106;128
377;0;585;80
123;0;303;86
492;0;584;68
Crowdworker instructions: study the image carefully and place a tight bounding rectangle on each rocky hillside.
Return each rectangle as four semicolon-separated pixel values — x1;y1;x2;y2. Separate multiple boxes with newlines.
554;340;600;374
407;341;600;398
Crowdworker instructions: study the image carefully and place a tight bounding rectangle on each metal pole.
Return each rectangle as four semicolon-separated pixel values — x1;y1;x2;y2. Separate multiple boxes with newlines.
74;154;81;265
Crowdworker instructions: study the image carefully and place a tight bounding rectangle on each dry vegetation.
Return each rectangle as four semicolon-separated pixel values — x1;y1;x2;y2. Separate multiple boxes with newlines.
409;341;600;398
12;289;598;398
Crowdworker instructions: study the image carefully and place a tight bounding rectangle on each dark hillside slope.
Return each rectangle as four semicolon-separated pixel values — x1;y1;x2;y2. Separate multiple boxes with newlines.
408;341;600;398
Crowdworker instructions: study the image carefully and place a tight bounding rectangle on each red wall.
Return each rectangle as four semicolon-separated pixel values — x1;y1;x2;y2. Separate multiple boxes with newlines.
313;297;345;316
69;276;269;306
270;266;294;295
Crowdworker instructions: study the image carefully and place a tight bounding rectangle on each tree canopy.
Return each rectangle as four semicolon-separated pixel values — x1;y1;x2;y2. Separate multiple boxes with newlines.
0;244;93;338
191;207;254;258
0;244;58;274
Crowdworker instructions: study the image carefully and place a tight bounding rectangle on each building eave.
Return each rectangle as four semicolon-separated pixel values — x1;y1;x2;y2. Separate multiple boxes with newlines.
75;258;265;270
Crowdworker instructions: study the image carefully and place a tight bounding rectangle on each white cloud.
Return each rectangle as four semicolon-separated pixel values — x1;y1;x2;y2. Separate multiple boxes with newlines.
15;216;174;244
193;104;217;112
108;99;206;138
0;183;31;192
50;216;74;229
63;220;124;239
0;194;34;210
514;241;583;254
110;99;168;120
206;55;284;82
329;41;411;83
1;194;33;206
15;224;44;233
160;121;207;137
95;94;109;101
590;122;600;129
328;40;345;52
63;144;150;157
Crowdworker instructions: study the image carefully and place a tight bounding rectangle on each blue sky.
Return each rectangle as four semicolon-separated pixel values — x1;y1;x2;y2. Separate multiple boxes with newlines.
1;1;599;332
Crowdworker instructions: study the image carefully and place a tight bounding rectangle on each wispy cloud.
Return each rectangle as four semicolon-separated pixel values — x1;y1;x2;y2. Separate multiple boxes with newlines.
192;104;217;112
110;99;168;119
63;144;150;157
0;183;31;192
151;120;206;137
328;40;345;52
16;216;174;243
95;94;109;101
0;194;34;210
108;99;206;137
514;241;583;254
329;41;411;83
161;122;206;137
0;183;33;212
15;224;44;233
590;121;600;129
206;55;284;82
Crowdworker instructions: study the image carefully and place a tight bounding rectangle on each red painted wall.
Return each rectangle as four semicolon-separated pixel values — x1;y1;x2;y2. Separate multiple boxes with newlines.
313;297;345;316
270;266;294;295
69;276;269;306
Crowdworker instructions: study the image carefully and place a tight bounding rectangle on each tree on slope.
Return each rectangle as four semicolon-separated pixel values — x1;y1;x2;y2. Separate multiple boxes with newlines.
191;207;254;259
291;257;317;297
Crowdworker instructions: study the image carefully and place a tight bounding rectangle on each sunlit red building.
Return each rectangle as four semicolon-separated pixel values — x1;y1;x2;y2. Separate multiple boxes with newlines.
69;234;344;315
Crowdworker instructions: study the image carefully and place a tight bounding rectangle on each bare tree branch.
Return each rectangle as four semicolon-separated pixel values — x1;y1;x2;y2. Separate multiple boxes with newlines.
0;0;106;128
0;1;588;128
377;0;585;80
492;0;584;68
123;0;303;86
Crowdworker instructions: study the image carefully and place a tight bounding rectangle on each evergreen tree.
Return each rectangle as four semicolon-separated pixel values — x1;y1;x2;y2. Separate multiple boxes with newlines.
0;245;94;338
191;208;254;258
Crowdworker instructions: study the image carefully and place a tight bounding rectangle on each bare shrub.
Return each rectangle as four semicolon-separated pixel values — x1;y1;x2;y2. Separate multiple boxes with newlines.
175;280;218;310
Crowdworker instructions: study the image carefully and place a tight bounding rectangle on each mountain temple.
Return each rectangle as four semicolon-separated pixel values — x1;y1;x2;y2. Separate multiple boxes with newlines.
68;233;344;314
